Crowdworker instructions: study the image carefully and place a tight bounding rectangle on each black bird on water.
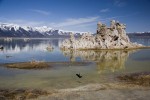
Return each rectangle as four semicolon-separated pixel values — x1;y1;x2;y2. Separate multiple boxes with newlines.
76;73;82;78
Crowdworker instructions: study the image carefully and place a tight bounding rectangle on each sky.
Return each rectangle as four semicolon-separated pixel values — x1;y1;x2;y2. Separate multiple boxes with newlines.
0;0;150;33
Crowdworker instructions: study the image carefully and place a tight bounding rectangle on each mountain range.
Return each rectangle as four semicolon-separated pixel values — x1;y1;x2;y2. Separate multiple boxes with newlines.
0;23;150;38
0;23;85;37
127;32;150;37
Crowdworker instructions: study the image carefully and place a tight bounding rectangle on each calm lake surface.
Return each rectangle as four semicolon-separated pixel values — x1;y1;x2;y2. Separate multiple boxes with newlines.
0;37;150;90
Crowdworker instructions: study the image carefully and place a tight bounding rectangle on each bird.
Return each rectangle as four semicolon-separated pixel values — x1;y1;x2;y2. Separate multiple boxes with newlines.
76;73;82;78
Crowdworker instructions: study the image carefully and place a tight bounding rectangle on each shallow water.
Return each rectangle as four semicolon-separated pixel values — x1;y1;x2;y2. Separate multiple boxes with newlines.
0;37;150;90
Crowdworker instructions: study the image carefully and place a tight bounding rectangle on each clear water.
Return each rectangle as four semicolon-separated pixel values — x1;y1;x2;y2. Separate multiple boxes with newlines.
0;37;150;90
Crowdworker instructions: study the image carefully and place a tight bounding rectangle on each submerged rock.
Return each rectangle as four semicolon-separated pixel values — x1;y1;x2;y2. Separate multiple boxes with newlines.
60;20;144;50
46;45;54;52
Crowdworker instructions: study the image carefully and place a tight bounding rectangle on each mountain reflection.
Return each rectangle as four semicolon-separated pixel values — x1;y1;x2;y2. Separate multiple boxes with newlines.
0;39;64;53
61;50;136;73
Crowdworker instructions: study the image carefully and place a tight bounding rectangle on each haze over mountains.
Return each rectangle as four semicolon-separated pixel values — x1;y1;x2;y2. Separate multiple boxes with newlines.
0;23;85;37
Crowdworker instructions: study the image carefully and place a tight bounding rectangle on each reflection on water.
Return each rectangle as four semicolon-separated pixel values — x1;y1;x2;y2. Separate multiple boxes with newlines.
0;38;63;53
0;38;66;63
61;50;136;73
0;37;149;89
130;37;150;46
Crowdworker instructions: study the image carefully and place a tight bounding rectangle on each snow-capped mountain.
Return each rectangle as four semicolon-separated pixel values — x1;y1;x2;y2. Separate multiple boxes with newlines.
127;31;150;37
0;23;85;37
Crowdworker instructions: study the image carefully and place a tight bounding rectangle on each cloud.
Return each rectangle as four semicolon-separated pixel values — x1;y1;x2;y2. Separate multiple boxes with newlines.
114;0;126;7
48;16;99;32
0;17;45;26
30;9;50;15
76;22;96;27
0;16;99;32
50;16;99;27
14;20;45;26
0;16;99;28
100;8;110;13
99;13;139;24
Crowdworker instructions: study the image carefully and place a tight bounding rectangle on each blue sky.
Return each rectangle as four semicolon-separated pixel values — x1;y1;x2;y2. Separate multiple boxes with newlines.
0;0;150;33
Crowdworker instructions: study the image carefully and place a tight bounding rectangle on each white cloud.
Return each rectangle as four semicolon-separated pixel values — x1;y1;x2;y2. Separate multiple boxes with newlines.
0;17;45;26
30;9;50;15
100;8;109;13
50;16;99;27
76;22;96;27
0;16;99;32
0;16;99;28
21;21;45;26
47;17;99;32
101;13;139;22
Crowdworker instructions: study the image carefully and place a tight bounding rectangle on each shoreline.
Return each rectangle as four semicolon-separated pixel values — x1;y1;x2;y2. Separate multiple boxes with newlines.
31;72;150;100
22;82;150;100
61;46;150;51
1;82;150;100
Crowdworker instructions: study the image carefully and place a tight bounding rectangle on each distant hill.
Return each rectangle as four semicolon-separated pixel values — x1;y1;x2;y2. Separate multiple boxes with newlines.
0;23;85;38
127;32;150;37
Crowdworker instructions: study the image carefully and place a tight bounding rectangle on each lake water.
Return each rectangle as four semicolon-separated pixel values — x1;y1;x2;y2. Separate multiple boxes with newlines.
0;37;150;90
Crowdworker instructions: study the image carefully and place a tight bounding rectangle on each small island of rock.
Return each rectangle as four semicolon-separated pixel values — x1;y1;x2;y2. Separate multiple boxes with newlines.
60;20;144;50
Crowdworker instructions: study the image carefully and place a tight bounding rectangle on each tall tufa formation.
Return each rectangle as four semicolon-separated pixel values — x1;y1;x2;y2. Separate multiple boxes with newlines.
60;20;143;50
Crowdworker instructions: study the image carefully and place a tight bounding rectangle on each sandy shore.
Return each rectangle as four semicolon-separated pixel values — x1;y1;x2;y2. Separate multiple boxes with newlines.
36;83;150;100
34;72;150;100
1;83;149;100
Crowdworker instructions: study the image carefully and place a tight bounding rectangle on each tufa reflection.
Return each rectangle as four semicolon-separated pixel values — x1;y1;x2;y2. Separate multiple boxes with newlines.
61;50;136;73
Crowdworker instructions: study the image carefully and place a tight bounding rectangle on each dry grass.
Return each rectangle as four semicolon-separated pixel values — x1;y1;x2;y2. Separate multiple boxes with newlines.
6;60;49;69
4;61;91;69
0;89;50;100
117;72;150;86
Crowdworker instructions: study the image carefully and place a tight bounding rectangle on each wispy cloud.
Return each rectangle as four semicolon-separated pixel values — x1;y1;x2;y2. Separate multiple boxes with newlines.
0;17;45;26
50;16;99;27
0;16;99;32
76;22;96;27
99;13;139;24
48;16;99;32
16;20;45;26
114;0;126;7
30;9;50;15
100;8;110;13
0;16;99;28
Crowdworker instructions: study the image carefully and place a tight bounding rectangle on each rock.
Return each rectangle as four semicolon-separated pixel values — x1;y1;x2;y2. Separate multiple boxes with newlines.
46;45;54;52
110;20;116;30
60;20;144;50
